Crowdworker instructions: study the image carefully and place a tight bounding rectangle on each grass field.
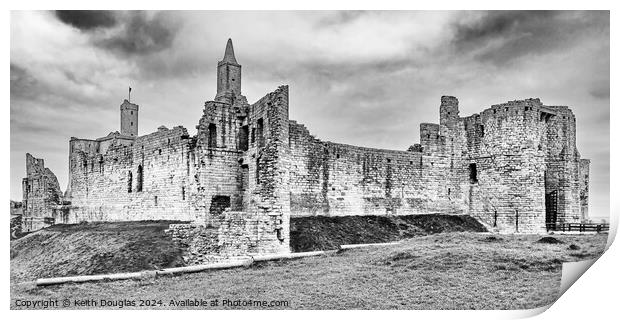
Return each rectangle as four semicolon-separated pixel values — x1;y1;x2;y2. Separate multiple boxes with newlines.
11;232;608;310
10;221;187;282
11;215;486;282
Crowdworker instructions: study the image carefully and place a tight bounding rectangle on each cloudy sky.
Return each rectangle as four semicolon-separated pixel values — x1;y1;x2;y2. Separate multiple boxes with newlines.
10;11;609;218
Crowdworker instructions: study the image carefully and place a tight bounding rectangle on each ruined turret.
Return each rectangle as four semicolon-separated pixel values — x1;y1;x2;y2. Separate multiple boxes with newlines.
21;153;65;231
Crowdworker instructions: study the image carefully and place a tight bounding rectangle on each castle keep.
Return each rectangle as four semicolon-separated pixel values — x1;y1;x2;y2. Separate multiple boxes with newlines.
22;39;590;260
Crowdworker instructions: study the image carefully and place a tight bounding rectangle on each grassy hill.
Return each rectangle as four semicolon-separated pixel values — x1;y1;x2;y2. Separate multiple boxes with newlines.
11;214;487;282
290;214;487;251
10;221;187;282
11;232;608;310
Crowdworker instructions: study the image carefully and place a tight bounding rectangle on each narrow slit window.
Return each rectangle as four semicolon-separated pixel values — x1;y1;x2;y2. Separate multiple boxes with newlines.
127;171;132;193
239;125;249;151
207;123;217;148
469;163;478;184
256;158;261;184
257;118;264;148
136;165;143;192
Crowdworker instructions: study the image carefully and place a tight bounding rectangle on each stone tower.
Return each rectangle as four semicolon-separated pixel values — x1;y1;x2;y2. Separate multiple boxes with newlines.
439;95;459;135
120;99;139;137
216;38;242;99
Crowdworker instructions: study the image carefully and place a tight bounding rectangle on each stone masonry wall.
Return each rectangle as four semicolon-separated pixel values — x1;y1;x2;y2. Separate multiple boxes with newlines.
194;99;245;227
288;96;589;234
23;38;590;241
165;86;293;263
21;153;63;232
68;126;196;222
579;159;590;221
288;121;461;218
27;93;590;237
242;85;291;254
543;106;584;224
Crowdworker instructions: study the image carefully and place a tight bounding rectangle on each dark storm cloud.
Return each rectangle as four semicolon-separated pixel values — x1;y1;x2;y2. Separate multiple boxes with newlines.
54;11;181;57
55;10;117;30
453;11;555;46
451;11;608;64
10;62;106;108
95;11;181;56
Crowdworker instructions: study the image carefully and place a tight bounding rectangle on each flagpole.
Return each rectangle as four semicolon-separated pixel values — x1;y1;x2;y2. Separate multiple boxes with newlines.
129;86;131;103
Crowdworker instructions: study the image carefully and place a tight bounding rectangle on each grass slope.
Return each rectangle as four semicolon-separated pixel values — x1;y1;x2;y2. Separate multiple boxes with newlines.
290;214;487;252
10;221;187;282
11;233;608;310
11;214;486;282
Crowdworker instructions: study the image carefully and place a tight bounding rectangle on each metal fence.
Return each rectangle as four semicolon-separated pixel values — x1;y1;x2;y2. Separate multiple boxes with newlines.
546;223;609;233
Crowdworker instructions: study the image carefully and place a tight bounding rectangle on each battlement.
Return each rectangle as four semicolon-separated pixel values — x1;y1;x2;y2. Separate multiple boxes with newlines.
441;95;459;107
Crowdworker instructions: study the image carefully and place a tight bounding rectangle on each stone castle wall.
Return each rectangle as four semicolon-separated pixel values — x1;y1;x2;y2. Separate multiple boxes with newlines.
62;85;292;261
288;121;460;217
287;96;589;234
166;86;292;262
24;94;590;236
68;126;196;222
21;153;64;232
21;40;591;263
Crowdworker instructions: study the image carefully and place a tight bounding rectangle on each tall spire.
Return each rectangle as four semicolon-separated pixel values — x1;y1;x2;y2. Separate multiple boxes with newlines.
216;38;242;99
222;38;238;64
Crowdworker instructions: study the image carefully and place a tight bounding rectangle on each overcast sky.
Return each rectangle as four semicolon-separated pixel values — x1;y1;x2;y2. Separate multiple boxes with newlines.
10;11;609;219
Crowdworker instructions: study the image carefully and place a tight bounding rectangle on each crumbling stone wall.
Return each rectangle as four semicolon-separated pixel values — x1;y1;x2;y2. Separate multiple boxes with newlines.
579;159;590;221
542;106;585;224
234;85;291;253
23;39;591;244
68;126;196;222
440;98;551;233
65;82;291;259
10;200;23;237
289;123;459;217
289;95;589;234
58;93;590;236
165;86;292;263
166;210;285;264
194;99;246;227
21;153;64;231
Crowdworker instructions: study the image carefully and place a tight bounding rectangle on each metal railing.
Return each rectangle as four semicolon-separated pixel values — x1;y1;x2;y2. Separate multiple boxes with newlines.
546;223;609;233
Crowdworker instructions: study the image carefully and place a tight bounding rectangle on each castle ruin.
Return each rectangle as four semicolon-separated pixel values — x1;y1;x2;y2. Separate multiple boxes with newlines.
21;39;590;261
